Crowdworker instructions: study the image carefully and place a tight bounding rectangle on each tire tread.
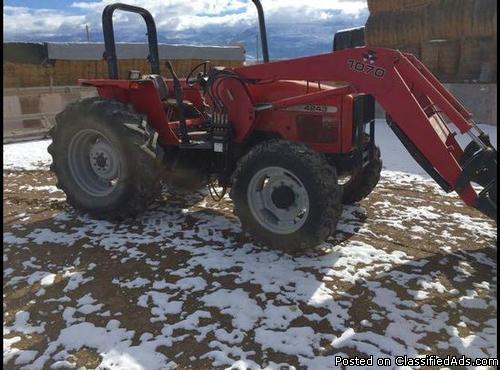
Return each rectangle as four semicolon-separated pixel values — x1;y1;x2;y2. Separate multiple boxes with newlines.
49;97;164;220
230;139;342;251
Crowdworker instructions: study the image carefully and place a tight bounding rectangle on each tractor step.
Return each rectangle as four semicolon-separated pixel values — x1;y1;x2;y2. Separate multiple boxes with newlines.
179;140;212;150
179;130;211;149
187;130;209;141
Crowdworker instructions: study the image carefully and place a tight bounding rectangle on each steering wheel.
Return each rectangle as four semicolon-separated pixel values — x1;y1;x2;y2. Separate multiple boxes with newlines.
186;61;210;88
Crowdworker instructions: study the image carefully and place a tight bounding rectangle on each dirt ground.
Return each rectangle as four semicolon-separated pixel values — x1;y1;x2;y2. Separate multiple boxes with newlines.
3;168;497;369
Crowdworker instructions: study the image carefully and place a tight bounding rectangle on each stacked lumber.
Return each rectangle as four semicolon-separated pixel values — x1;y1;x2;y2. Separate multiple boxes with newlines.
3;42;245;88
420;39;461;81
457;36;497;82
3;59;243;88
365;0;497;82
367;0;431;13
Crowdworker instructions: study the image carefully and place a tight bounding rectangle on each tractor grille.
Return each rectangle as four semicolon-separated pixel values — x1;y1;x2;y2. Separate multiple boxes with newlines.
352;94;375;145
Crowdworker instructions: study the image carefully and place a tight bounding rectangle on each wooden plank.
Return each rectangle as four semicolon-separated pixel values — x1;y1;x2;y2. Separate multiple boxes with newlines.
3;57;244;88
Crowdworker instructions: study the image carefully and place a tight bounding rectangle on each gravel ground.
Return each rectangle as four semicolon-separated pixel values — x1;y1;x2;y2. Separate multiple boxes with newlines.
3;126;498;369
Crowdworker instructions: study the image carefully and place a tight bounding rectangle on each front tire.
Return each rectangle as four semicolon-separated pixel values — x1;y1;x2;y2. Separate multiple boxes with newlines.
48;97;164;220
230;140;342;252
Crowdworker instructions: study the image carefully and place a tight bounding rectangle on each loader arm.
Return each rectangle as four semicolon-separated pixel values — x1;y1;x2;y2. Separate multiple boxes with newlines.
233;47;497;219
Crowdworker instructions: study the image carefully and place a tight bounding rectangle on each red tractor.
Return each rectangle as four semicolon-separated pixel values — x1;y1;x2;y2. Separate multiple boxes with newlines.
49;2;497;251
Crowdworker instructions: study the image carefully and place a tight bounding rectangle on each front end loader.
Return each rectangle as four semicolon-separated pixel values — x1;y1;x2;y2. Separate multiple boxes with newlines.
48;1;497;251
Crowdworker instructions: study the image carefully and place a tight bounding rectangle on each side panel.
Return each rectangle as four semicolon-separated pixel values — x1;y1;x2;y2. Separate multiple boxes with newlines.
245;81;351;153
253;95;344;153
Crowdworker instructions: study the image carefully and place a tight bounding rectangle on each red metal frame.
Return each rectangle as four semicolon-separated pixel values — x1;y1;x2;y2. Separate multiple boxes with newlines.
80;46;483;207
232;47;478;206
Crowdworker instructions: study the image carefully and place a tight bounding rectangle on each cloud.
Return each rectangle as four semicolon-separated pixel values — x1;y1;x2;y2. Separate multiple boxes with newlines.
3;1;368;58
3;6;87;38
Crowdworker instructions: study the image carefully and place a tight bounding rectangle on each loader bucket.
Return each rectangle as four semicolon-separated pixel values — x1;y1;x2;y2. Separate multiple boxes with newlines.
475;180;496;221
386;52;498;222
456;142;497;220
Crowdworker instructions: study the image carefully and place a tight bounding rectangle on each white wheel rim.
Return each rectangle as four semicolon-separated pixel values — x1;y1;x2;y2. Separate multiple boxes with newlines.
247;166;310;235
67;129;121;197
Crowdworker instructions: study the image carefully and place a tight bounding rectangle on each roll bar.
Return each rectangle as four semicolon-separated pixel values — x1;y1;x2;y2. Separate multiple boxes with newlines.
251;0;270;63
101;1;270;79
102;3;160;79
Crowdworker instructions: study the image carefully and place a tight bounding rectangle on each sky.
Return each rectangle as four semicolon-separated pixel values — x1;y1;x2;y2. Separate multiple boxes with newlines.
3;0;369;59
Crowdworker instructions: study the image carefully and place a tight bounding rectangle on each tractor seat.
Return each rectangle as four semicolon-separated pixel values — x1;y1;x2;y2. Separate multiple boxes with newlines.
144;74;201;118
144;74;169;101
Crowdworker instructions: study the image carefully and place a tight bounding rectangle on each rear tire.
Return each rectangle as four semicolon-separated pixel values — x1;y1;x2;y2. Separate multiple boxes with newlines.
48;97;164;220
230;140;342;252
342;146;382;204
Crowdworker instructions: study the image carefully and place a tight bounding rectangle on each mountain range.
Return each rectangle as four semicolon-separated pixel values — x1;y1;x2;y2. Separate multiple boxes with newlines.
6;10;368;60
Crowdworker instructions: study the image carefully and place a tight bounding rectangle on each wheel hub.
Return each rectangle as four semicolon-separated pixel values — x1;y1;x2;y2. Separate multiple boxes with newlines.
247;166;310;235
271;185;295;209
95;153;107;168
89;140;118;180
